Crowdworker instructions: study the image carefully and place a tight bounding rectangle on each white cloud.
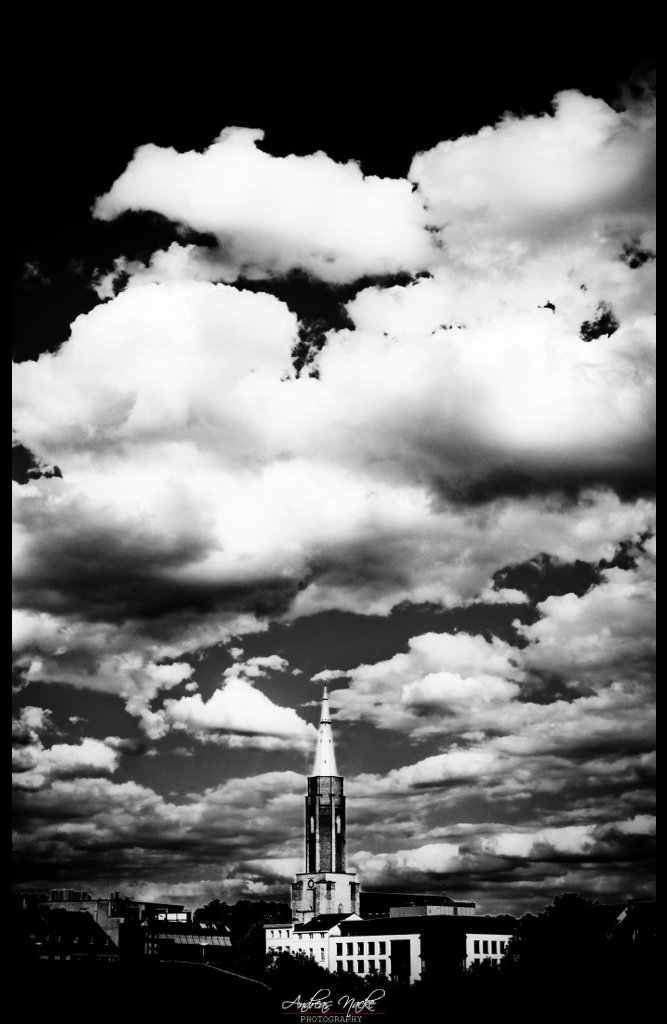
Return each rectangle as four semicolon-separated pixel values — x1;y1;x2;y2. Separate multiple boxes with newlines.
517;546;656;687
94;128;433;283
159;677;316;750
12;97;655;764
410;89;655;266
223;653;289;680
12;705;53;744
12;736;120;791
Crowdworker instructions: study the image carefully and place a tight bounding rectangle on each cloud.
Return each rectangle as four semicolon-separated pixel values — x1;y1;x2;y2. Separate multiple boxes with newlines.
157;677;317;750
410;89;655;265
517;544;656;688
326;631;522;732
13;159;655;654
12;730;120;791
12;770;307;900
350;814;656;897
223;653;289;680
327;540;655;742
93;128;433;284
12;705;53;745
21;260;53;288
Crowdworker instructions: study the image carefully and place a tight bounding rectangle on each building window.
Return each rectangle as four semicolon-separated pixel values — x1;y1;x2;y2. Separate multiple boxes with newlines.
347;960;353;973
346;943;353;956
309;933;313;939
357;942;363;955
368;959;375;972
336;960;343;972
379;941;386;955
500;941;506;953
336;815;341;833
320;949;325;960
473;940;480;954
491;941;497;954
482;941;488;954
379;959;386;973
336;943;343;956
368;941;375;954
357;960;364;973
310;817;315;834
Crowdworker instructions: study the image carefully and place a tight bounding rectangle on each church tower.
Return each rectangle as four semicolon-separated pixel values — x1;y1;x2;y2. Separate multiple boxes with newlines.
291;685;360;923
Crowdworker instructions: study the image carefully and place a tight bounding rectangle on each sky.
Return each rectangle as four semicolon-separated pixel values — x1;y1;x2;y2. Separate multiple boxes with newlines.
12;57;655;916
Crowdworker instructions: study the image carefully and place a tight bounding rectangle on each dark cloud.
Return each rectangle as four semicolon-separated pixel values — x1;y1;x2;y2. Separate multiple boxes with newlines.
579;301;620;343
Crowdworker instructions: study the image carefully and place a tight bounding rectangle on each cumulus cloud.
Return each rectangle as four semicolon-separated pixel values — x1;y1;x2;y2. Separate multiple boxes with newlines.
155;677;317;750
223;654;289;680
13;108;655;671
93;128;433;284
12;730;120;791
410;89;655;266
325;631;522;732
327;539;655;741
517;544;656;688
12;705;53;745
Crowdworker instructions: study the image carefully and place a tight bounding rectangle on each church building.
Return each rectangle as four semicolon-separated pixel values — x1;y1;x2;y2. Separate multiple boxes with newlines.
291;685;360;923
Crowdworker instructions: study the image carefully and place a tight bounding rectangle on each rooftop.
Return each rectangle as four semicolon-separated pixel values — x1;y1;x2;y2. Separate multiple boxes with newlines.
294;914;356;933
338;914;515;937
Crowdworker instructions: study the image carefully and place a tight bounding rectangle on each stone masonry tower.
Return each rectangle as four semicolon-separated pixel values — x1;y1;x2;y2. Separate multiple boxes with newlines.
291;685;360;923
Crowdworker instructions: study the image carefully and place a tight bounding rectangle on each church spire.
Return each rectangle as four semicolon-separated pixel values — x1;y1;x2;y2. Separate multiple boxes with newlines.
312;684;338;777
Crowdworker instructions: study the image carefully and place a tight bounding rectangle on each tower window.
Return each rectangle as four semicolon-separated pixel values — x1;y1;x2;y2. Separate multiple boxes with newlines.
336;814;341;833
309;817;315;834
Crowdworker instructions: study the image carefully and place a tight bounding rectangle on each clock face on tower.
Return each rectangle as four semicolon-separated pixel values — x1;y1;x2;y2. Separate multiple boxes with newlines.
308;879;315;888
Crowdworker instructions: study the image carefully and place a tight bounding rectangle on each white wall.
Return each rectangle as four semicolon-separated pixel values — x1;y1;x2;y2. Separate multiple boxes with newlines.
465;932;512;967
329;933;421;983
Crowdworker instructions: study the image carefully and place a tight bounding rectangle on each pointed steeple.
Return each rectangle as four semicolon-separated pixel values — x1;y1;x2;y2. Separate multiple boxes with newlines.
311;684;338;776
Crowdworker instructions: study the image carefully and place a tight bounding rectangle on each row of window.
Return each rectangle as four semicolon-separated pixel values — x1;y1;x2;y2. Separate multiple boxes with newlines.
473;940;506;955
335;941;386;956
336;959;387;974
299;947;326;961
268;929;291;939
